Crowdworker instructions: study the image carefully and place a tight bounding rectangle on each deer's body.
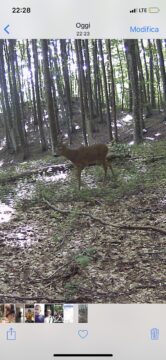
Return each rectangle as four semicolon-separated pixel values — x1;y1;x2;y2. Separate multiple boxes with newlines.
57;143;114;190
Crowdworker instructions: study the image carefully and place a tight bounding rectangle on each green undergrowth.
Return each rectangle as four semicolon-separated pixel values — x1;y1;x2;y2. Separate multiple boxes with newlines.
0;154;61;181
2;140;165;260
1;140;166;207
131;139;166;157
75;255;91;267
32;140;166;204
0;168;17;182
0;183;15;202
108;141;131;158
0;168;17;202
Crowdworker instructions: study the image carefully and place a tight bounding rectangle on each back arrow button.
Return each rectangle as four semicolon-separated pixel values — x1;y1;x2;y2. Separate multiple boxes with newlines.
4;25;10;34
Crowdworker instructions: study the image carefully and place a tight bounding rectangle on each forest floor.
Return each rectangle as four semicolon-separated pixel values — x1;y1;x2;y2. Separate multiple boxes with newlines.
0;111;166;303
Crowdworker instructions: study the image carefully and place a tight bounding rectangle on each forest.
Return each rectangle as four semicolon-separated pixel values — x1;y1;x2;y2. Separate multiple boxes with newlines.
0;39;165;303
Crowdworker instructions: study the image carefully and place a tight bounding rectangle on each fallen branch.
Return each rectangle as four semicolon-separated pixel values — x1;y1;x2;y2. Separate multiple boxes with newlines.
0;294;64;302
43;198;166;236
143;155;166;164
31;264;66;283
43;198;70;214
107;154;166;163
117;224;166;235
0;163;72;185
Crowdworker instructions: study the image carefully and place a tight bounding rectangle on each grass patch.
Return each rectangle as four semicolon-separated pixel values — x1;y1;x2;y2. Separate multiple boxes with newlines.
131;140;166;157
2;140;164;208
64;283;79;297
31;139;166;204
75;255;91;267
109;141;131;157
0;184;15;202
0;168;18;182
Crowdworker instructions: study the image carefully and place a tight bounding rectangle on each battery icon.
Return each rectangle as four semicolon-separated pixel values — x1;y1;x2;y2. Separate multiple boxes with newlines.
148;7;160;13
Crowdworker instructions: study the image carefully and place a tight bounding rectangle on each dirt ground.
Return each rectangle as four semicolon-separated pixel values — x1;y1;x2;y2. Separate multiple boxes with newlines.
0;111;165;303
0;184;165;303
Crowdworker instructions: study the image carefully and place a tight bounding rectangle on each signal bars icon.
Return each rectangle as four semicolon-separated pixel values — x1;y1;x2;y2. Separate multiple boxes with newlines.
130;8;137;13
130;7;160;13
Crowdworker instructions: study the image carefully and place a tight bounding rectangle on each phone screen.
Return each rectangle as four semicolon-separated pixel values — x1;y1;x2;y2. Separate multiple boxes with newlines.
0;1;165;359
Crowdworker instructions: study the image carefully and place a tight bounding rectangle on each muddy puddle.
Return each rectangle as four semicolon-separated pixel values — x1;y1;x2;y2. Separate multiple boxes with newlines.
0;202;15;223
0;168;68;247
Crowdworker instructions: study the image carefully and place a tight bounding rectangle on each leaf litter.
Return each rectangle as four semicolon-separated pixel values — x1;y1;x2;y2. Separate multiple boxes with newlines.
0;184;165;303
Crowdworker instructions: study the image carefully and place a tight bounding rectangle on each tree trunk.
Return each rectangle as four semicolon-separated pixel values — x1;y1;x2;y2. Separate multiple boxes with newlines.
116;43;125;111
0;40;17;152
106;40;118;141
125;49;133;113
41;40;58;153
92;40;103;123
32;40;48;151
8;40;29;158
156;39;166;118
141;40;151;111
75;40;88;145
60;39;73;141
26;40;38;126
48;44;60;134
98;40;113;140
84;40;95;131
135;41;147;126
148;40;156;109
52;40;68;129
124;40;143;144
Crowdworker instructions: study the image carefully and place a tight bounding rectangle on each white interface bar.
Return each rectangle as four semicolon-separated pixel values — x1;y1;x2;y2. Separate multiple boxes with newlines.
0;305;165;360
0;0;165;38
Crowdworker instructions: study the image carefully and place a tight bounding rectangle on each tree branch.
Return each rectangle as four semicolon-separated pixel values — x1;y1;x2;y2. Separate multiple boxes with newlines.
43;198;166;236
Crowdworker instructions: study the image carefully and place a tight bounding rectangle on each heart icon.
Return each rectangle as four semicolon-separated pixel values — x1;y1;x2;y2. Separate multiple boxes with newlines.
78;330;88;339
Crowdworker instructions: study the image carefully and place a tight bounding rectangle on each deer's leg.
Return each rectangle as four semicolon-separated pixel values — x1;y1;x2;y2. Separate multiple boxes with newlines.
76;166;82;190
102;160;108;182
108;161;114;176
106;159;114;176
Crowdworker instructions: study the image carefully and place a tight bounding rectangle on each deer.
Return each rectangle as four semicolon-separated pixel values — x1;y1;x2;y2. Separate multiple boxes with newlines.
57;143;114;190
